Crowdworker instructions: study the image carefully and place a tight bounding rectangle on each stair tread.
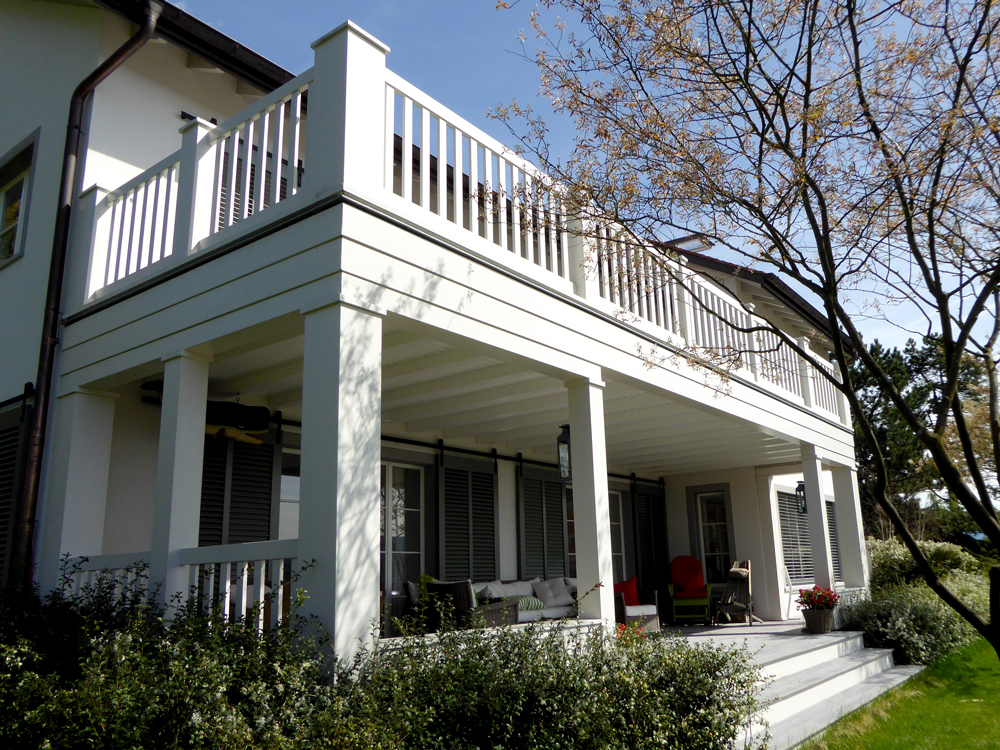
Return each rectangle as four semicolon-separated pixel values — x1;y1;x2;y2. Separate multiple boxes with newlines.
751;631;864;668
760;665;924;749
760;647;895;704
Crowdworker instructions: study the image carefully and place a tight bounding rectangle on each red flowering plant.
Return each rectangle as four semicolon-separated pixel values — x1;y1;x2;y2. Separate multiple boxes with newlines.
796;585;841;610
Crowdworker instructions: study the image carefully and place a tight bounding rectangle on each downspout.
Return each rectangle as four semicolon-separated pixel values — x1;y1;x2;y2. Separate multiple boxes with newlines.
13;3;161;590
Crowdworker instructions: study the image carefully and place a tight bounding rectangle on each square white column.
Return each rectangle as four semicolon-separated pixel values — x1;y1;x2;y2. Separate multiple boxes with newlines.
150;351;211;602
831;464;869;588
801;445;834;588
566;377;614;621
35;389;118;591
298;297;384;660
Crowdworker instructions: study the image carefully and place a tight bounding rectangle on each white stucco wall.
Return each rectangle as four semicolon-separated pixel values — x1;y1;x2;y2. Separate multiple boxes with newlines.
497;459;518;580
84;14;266;192
665;466;786;620
0;1;104;397
101;380;160;554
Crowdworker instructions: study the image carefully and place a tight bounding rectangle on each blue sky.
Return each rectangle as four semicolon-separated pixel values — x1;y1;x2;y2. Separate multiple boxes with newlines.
175;0;568;154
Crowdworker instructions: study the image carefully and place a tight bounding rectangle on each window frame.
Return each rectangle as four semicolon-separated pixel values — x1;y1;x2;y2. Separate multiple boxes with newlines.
380;461;425;601
0;133;37;270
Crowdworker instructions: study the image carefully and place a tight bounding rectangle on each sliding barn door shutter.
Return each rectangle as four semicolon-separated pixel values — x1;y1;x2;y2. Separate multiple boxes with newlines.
518;468;566;580
198;437;229;547
470;470;497;581
520;477;545;579
198;436;281;547
442;468;472;580
440;458;497;581
228;442;279;544
633;491;668;592
0;403;31;588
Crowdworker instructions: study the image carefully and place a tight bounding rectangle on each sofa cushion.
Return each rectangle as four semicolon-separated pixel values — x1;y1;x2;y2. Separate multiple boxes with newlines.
625;604;658;617
477;580;504;601
501;578;539;598
613;576;641;607
533;578;575;607
564;577;578;593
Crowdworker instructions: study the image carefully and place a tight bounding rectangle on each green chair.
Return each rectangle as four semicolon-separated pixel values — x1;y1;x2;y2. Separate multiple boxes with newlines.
666;555;713;624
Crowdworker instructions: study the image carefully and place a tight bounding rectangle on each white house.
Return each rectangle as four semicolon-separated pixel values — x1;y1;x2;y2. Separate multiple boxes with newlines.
0;0;867;659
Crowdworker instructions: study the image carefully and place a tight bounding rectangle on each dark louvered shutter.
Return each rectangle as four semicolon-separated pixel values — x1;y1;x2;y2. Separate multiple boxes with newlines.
441;461;497;582
520;477;545;578
0;404;30;588
518;469;566;580
543;481;566;577
470;470;497;581
198;437;228;547
634;491;668;592
228;442;275;543
442;468;471;580
199;437;279;546
778;492;814;584
826;501;843;583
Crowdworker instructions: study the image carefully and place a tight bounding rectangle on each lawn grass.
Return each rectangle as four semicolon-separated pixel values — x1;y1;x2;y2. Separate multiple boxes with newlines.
799;638;1000;750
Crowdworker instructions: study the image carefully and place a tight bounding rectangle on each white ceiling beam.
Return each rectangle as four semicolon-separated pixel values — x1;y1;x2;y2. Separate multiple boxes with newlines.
382;364;527;406
210;358;302;398
382;348;495;384
383;377;559;423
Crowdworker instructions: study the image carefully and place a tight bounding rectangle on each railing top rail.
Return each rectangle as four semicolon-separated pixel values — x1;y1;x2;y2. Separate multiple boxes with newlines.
100;151;181;205
177;538;299;566
385;69;543;180
207;66;315;143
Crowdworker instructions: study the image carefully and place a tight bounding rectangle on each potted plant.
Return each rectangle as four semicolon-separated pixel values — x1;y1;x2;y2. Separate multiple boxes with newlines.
797;585;841;634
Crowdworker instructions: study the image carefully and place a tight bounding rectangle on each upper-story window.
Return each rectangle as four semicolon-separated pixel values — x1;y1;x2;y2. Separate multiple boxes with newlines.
0;140;34;266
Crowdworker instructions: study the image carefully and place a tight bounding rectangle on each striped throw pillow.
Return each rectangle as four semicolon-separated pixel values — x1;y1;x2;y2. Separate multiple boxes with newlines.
513;595;545;611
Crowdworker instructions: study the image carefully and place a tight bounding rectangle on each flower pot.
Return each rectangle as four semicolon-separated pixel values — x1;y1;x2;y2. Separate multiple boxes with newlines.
802;608;834;634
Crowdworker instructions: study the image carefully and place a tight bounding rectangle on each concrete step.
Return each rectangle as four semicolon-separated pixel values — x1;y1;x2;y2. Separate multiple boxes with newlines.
755;630;865;681
760;647;895;725
760;665;924;749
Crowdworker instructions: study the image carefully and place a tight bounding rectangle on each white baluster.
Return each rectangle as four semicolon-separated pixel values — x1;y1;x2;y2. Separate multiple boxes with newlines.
420;105;431;209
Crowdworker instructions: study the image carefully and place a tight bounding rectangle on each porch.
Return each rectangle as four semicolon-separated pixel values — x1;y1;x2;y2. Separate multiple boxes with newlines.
37;22;867;661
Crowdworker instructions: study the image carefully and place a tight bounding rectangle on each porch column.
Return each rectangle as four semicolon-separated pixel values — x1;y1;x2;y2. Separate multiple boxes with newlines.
35;389;118;591
831;463;869;588
298;297;384;660
150;351;211;602
566;377;615;621
801;444;834;588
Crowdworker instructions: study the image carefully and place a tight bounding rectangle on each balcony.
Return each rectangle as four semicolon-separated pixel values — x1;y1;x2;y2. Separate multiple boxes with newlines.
65;21;846;427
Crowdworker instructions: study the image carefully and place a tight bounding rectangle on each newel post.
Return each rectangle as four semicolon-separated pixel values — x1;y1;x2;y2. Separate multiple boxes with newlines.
307;22;390;198
567;217;602;300
173;117;218;257
68;185;111;307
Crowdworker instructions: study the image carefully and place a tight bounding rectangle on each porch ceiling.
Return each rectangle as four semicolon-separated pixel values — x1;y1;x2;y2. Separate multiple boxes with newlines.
200;320;802;479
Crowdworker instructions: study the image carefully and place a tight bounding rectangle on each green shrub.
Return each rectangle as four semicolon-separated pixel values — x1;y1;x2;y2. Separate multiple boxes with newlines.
867;537;983;590
333;623;765;750
840;571;989;665
0;568;766;750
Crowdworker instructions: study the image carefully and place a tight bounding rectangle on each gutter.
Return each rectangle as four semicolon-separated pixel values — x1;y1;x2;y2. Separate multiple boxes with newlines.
12;2;162;590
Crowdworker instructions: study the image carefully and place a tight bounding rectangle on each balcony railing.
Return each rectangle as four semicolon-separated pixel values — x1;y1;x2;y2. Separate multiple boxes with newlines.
70;23;847;424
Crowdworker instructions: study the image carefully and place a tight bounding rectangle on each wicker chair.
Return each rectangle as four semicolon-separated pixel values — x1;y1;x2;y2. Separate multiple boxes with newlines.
666;555;713;625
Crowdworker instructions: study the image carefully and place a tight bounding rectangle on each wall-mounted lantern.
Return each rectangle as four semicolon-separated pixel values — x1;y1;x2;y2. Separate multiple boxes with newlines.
557;424;572;481
795;480;807;514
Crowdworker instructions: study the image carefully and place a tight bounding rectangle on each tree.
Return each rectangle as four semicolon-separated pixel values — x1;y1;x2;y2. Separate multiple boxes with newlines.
851;337;988;542
495;0;1000;657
